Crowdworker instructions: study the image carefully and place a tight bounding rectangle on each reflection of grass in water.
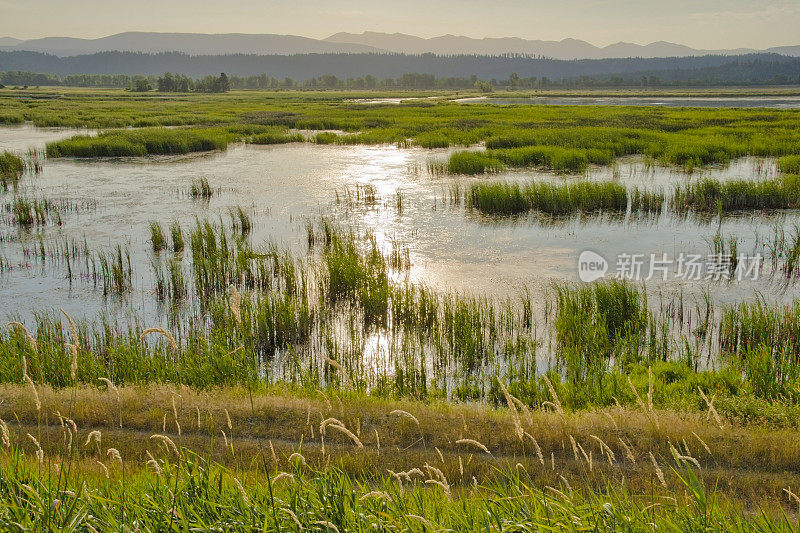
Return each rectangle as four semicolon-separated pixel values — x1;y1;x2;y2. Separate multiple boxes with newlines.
2;214;800;424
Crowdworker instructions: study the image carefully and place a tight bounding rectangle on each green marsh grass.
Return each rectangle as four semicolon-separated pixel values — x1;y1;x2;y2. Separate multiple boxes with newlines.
46;127;234;158
170;221;184;253
16;89;800;174
671;175;800;212
0;151;24;190
778;154;800;174
467;180;629;216
149;221;166;252
189;177;213;199
446;151;504;174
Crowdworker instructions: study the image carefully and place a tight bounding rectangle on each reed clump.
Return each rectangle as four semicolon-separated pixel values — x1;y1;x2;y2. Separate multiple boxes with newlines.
46;127;233;158
0;151;24;190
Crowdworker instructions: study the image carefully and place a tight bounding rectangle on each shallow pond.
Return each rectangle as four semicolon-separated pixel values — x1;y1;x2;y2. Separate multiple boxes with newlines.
1;127;798;328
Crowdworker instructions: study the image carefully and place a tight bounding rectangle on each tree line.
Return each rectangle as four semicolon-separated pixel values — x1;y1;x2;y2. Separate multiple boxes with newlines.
2;57;799;92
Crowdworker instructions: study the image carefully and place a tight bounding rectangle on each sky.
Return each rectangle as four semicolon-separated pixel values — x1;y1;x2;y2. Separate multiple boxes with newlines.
1;0;799;49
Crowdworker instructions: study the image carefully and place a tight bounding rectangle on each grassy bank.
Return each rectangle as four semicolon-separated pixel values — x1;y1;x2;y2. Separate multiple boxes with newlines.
1;384;800;529
0;88;798;169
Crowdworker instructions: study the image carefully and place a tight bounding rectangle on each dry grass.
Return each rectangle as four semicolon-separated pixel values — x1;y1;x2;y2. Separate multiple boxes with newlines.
0;384;798;508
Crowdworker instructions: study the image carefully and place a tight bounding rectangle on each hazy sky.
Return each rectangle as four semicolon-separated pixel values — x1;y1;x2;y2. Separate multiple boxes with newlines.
2;0;799;49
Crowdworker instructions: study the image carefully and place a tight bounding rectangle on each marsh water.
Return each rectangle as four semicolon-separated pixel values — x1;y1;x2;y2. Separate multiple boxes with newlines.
1;123;799;328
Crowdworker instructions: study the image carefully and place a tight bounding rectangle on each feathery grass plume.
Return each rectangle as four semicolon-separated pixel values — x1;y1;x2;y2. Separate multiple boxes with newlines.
96;460;110;479
784;488;800;513
510;394;534;427
60;308;80;349
627;375;648;412
602;411;619;429
423;463;449;492
64;342;79;380
374;429;380;454
288;452;307;467
649;452;667;488
313;521;340;533
619;438;636;464
569;435;579;461
496;378;523;441
98;378;119;401
229;284;241;324
545;486;570;501
628;375;659;428
459;456;464;476
150;434;179;456
196;407;201;429
224;408;232;430
589;434;616;464
0;419;10;448
424;479;451;496
26;433;41;450
325;422;364;448
319;417;345;434
407;515;435;529
171;397;181;436
22;359;40;412
317;389;333;411
7;321;37;353
162;413;166;432
106;448;122;466
542;374;564;414
269;440;277;465
558;475;573;496
435;447;444;463
698;387;724;428
577;442;592;470
524;432;545;465
389;409;420;426
85;430;101;447
360;491;390;502
456;438;491;455
691;431;712;456
325;357;353;389
221;430;229;448
145;450;162;475
272;472;294;484
232;476;249;504
670;443;701;469
26;435;43;465
281;508;302;528
140;327;178;350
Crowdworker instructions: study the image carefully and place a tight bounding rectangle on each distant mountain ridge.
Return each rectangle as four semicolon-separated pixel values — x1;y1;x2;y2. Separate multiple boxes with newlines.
0;32;382;56
324;32;783;59
1;31;799;59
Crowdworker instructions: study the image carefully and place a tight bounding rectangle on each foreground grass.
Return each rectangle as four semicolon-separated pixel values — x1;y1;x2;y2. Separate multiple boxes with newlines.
2;384;800;529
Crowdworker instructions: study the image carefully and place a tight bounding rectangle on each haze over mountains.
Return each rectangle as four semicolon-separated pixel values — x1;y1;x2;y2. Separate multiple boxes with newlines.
1;31;799;60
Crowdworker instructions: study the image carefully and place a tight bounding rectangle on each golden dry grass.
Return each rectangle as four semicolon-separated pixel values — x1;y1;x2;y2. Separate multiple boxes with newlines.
1;384;798;508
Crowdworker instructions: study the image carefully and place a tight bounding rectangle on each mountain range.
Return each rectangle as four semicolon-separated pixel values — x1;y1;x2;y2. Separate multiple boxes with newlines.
1;32;799;60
